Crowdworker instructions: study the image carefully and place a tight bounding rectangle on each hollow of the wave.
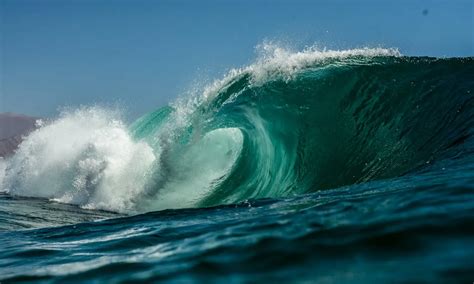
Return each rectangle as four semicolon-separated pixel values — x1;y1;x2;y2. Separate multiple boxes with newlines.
144;127;243;210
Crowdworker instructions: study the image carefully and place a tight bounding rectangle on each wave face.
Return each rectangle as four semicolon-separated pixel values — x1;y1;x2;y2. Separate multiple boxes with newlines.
1;46;474;213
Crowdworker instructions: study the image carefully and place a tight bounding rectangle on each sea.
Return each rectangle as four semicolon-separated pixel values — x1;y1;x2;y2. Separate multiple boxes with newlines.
0;45;473;283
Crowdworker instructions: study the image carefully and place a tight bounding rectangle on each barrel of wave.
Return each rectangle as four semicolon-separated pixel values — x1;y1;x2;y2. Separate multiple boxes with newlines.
143;127;244;211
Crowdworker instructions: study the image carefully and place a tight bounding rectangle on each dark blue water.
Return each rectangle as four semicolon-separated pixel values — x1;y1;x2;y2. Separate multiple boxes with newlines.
2;155;474;282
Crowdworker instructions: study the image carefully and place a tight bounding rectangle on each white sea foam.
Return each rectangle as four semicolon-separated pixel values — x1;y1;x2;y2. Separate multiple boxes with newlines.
2;107;157;212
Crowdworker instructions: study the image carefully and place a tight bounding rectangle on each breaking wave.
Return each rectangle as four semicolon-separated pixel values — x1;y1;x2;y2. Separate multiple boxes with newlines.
1;45;473;213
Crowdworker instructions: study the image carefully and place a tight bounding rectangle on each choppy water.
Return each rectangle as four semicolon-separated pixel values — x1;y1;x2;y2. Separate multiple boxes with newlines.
1;45;473;283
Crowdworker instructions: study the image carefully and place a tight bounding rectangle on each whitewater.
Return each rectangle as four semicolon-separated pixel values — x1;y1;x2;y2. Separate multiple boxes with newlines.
0;45;473;282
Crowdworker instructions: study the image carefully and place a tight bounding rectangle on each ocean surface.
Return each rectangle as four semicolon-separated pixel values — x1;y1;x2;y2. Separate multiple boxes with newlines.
1;46;473;283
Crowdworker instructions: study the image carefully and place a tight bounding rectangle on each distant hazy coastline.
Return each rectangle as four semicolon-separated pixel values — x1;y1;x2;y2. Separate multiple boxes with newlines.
0;113;39;157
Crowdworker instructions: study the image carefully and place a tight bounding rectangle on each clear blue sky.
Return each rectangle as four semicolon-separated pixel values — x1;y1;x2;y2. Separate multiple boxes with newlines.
1;0;473;119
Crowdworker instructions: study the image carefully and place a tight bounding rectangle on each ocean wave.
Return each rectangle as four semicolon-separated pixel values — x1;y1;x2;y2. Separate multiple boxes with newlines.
1;45;473;213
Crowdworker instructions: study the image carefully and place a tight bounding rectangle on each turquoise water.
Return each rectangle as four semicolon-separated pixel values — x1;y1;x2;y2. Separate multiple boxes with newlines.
1;47;473;282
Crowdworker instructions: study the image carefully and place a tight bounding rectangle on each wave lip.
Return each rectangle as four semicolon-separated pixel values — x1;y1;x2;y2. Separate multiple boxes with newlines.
202;44;401;99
